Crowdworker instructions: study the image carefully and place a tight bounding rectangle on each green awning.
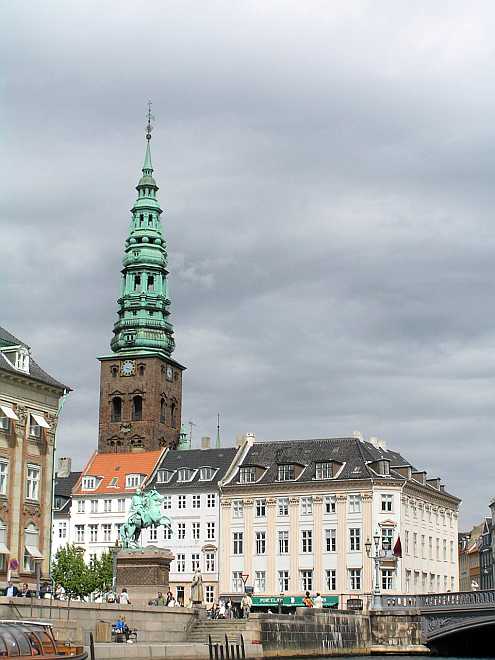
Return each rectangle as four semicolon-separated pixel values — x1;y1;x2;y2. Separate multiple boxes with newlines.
251;595;338;607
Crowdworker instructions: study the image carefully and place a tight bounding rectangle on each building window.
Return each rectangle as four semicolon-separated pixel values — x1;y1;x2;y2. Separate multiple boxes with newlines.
89;524;98;543
421;534;425;559
315;462;335;479
301;529;313;553
0;461;8;496
177;468;195;482
75;524;85;544
233;500;244;519
77;500;85;513
192;495;200;508
103;524;112;542
207;522;215;539
160;398;166;423
278;497;289;516
118;498;125;513
162;495;171;509
349;528;361;551
147;275;154;291
325;528;336;552
170;403;177;428
104;499;112;513
255;531;266;555
300;497;313;516
381;527;393;551
325;496;336;514
443;539;447;561
115;523;122;537
205;586;214;603
178;495;186;509
233;532;243;555
126;474;143;488
239;466;256;483
26;465;40;501
58;522;67;539
405;570;411;592
255;571;266;593
29;415;42;439
131;396;143;421
348;494;361;514
232;572;243;592
450;540;454;562
149;524;158;542
349;569;362;591
178;523;186;540
255;499;266;518
278;570;289;592
277;464;295;481
24;524;41;573
278;530;289;554
111;397;122;422
157;469;173;484
207;493;216;508
90;500;98;514
381;494;393;512
326;569;336;591
164;524;172;540
205;553;215;572
300;570;313;592
134;274;141;290
200;467;216;481
109;477;118;488
192;522;200;540
436;538;440;560
176;554;185;572
405;530;409;555
413;533;418;557
192;553;200;571
382;569;394;590
0;414;9;433
82;476;96;490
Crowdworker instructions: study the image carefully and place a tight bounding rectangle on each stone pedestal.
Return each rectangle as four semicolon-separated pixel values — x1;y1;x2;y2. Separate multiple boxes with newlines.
115;546;174;605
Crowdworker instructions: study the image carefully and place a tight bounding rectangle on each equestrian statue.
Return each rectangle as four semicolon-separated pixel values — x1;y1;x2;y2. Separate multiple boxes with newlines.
119;487;172;548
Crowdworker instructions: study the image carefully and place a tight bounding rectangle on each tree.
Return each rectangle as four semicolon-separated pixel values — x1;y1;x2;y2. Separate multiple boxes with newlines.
92;551;114;596
51;544;96;600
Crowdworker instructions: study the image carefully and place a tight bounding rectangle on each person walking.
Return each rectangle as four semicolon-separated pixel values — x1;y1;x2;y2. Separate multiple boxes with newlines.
241;593;252;619
313;592;323;608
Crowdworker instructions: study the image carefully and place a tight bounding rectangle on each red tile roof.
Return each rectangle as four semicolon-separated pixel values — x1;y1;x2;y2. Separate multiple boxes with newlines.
73;449;165;496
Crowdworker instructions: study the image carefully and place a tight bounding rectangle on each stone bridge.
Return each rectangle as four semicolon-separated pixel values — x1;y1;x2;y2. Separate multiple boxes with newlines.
377;589;495;643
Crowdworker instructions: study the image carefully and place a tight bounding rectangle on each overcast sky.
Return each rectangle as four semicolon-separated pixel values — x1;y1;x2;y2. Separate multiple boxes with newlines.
2;1;494;527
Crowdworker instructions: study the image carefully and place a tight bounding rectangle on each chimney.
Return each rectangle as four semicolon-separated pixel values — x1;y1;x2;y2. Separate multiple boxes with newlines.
235;432;256;447
201;436;211;450
56;457;71;478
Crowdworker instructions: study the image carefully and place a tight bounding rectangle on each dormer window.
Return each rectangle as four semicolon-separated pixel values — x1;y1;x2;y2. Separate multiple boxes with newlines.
126;473;144;488
82;476;97;490
2;347;30;374
315;461;340;480
239;466;256;484
199;467;216;481
109;477;118;487
277;464;295;481
156;469;174;484
177;468;195;482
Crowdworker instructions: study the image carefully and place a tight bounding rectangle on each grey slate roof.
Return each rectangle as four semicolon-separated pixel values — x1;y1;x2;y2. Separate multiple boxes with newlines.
224;436;458;500
54;471;81;514
0;326;69;390
149;447;238;491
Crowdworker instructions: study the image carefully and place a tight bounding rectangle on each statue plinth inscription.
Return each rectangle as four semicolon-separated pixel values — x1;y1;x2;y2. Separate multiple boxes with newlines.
116;546;174;605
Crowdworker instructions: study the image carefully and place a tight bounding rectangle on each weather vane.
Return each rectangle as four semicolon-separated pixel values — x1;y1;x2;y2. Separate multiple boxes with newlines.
146;100;155;141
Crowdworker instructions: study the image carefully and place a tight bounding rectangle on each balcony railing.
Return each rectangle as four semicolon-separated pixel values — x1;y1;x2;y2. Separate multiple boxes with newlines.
377;589;495;610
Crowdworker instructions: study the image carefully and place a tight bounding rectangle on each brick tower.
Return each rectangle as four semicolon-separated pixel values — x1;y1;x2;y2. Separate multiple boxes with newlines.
98;111;185;452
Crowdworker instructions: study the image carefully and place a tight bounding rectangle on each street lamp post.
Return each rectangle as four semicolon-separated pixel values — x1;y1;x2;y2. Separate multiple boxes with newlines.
365;533;382;609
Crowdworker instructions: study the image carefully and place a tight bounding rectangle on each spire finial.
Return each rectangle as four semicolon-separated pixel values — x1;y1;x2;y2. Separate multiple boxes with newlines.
146;99;154;141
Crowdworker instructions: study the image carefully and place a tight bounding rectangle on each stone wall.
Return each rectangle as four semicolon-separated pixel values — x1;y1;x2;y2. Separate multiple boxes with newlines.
370;609;423;649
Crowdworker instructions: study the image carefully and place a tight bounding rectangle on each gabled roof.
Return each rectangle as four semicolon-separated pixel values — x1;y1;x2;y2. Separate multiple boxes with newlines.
149;447;238;491
73;450;164;496
0;326;69;391
54;471;81;499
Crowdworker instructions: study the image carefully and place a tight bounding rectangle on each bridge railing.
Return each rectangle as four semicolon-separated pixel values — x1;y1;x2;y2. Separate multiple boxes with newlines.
377;589;495;610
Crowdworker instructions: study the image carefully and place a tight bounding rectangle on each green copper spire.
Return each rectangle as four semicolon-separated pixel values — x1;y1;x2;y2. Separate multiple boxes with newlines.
110;111;175;357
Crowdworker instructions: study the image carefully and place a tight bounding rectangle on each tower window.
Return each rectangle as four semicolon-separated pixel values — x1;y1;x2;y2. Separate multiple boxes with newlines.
111;397;122;422
170;402;176;428
148;214;153;226
132;396;143;421
147;276;154;291
134;275;141;291
138;365;145;376
139;214;144;226
160;398;166;423
111;366;118;378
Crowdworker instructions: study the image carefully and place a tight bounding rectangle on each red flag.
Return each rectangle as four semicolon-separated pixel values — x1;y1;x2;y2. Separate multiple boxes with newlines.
393;536;402;558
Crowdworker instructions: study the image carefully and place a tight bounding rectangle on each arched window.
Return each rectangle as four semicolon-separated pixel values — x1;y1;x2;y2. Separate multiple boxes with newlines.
111;397;122;422
23;523;40;573
147;275;154;291
160;398;166;423
132;396;143;421
139;214;144;226
170;402;176;428
148;214;153;226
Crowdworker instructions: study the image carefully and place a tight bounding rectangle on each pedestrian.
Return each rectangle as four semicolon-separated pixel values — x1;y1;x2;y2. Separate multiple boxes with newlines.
19;583;30;598
303;591;313;608
119;588;130;605
156;592;165;606
313;592;323;609
167;596;177;607
241;593;252;619
5;581;18;597
165;590;173;606
54;584;65;600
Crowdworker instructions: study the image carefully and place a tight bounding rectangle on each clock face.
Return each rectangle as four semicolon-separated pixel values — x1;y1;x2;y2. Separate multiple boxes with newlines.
121;360;135;377
166;365;173;381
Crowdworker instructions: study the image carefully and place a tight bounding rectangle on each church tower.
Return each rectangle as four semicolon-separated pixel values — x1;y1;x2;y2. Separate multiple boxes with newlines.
98;114;185;453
